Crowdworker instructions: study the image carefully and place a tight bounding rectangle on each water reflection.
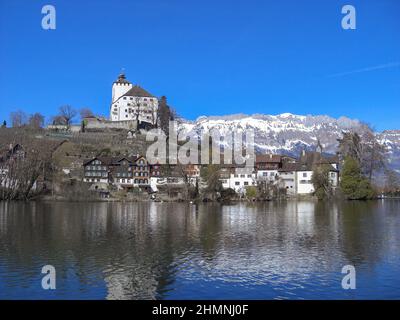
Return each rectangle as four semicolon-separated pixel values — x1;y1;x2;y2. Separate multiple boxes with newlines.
0;200;399;299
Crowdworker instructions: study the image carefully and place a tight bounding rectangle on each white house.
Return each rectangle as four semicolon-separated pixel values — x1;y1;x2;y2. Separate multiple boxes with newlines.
278;163;297;195
220;167;257;195
293;152;340;195
110;73;158;125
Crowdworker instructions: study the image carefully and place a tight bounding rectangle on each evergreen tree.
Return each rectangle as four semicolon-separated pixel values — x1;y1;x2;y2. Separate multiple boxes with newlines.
340;157;375;200
157;96;172;135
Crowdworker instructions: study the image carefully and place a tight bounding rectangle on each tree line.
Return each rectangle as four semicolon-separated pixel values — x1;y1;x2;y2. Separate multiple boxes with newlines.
312;124;399;200
5;106;95;129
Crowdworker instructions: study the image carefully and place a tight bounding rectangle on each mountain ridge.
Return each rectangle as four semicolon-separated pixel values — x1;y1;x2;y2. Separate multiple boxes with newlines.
177;112;400;173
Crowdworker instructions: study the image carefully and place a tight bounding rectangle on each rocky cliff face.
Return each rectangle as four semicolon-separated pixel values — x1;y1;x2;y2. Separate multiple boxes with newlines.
178;113;400;172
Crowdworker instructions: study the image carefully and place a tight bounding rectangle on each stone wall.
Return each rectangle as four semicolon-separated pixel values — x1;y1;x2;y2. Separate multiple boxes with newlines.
84;118;138;131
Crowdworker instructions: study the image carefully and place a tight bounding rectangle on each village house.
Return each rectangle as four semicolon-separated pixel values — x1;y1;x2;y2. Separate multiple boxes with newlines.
82;149;340;197
292;151;339;195
278;162;298;195
83;157;111;184
219;164;257;195
255;154;296;182
83;155;161;191
183;164;201;185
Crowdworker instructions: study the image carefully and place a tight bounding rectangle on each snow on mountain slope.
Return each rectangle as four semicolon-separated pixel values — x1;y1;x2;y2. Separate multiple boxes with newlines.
179;113;364;155
178;113;400;171
378;130;400;172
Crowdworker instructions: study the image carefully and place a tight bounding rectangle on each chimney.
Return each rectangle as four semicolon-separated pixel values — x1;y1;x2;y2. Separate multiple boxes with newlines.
9;143;13;150
302;149;306;157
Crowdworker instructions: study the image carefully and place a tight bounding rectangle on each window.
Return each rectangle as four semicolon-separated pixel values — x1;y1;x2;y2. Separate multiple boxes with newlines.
262;172;268;176
235;182;240;186
303;173;307;177
240;174;245;178
244;182;249;186
123;97;126;100
247;174;252;178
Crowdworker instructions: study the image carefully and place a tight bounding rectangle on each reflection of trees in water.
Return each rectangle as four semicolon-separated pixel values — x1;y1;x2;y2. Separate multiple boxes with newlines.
0;200;399;299
337;201;392;268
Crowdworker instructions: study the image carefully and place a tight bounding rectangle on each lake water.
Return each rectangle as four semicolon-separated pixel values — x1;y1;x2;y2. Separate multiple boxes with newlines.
0;200;399;300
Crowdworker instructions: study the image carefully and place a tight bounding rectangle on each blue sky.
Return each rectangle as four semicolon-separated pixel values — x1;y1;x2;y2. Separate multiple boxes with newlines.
0;0;399;131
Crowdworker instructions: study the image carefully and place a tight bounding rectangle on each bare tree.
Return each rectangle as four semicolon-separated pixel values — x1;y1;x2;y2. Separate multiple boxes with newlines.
337;131;362;163
0;136;56;200
338;125;386;182
58;105;77;126
360;124;386;181
10;110;28;127
28;113;45;129
79;108;94;120
384;169;400;194
51;115;67;125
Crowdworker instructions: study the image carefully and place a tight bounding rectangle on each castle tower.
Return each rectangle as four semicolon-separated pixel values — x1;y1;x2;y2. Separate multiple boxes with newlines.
111;72;133;103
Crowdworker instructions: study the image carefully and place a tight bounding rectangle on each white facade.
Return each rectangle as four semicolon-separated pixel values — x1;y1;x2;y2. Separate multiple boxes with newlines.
295;168;339;195
256;170;279;182
296;171;315;194
279;170;296;195
220;172;257;194
110;73;158;125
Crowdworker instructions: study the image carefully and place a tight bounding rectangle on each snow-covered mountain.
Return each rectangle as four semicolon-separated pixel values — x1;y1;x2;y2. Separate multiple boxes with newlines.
378;130;400;173
178;113;400;171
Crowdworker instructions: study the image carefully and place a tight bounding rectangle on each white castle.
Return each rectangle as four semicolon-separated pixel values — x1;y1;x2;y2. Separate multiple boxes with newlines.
110;73;158;125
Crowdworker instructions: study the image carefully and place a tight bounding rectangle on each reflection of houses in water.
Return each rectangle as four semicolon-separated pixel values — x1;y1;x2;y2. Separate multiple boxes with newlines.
0;201;392;299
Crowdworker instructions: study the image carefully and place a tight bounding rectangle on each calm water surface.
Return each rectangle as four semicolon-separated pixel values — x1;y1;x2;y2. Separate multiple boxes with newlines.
0;200;399;300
